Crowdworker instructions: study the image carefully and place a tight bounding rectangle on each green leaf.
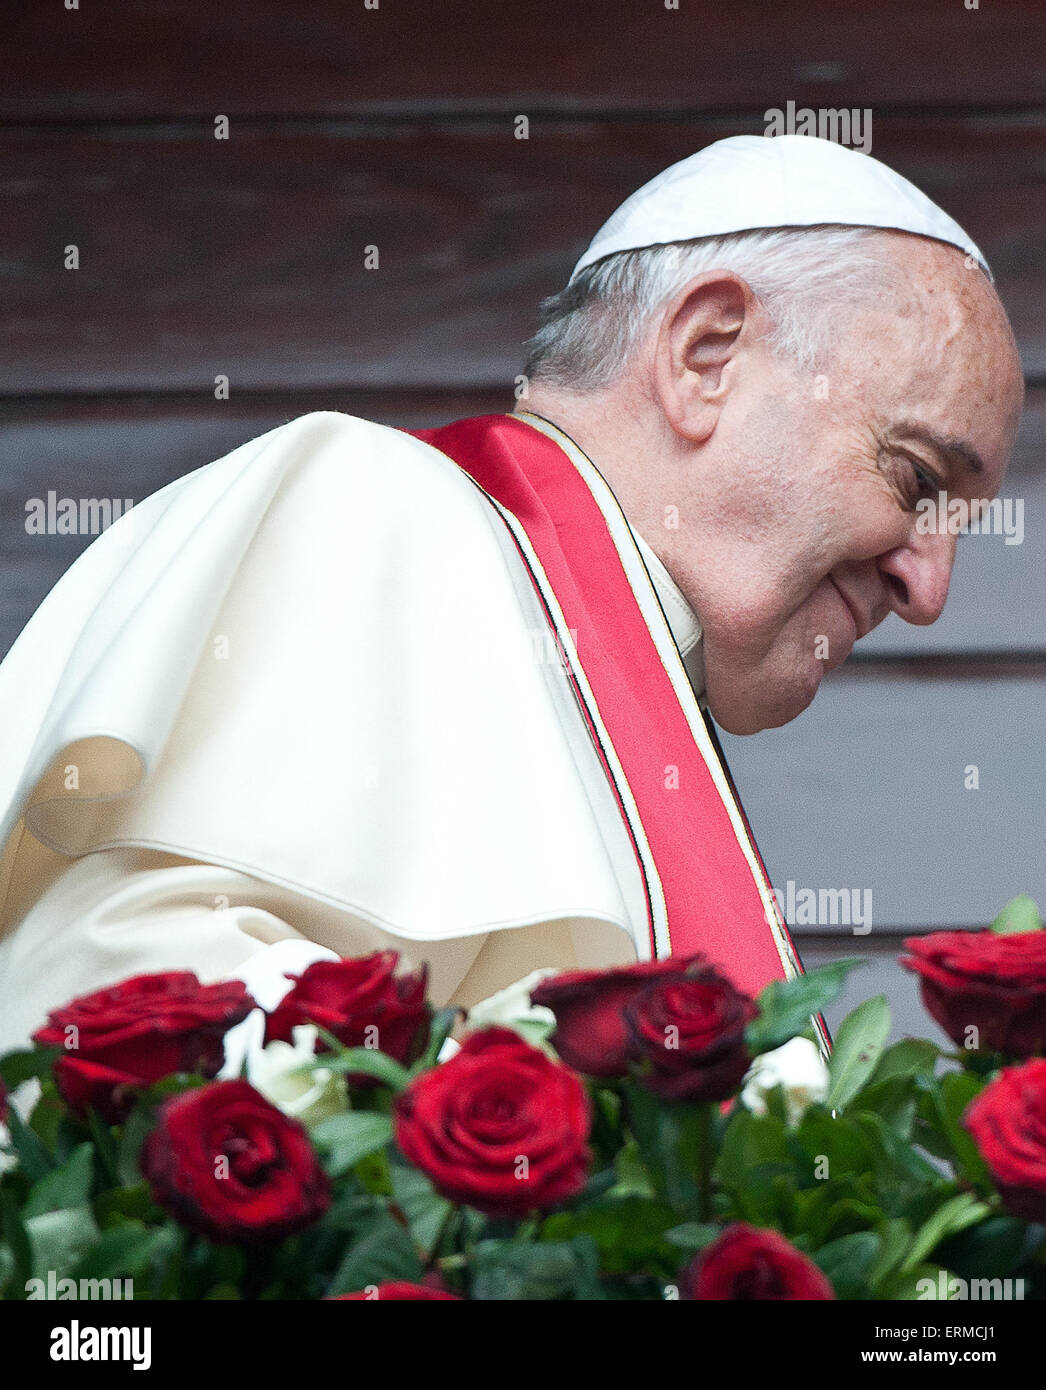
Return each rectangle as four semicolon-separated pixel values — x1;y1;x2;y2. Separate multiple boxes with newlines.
85;1107;120;1186
327;1209;424;1295
624;1083;719;1209
0;1047;60;1090
26;1203;100;1279
71;1223;180;1283
812;1230;880;1299
29;1092;65;1154
320;1046;411;1091
541;1196;679;1276
934;1215;1027;1280
622;1079;661;1148
410;1007;462;1072
826;996;892;1111
470;1236;603;1301
94;1182;156;1226
900;1192;990;1273
880;1263;957;1301
989;894;1042;935
0;1187;33;1294
746;958;865;1055
387;1164;451;1257
609;1139;657;1199
3;1099;56;1182
714;1110;795;1224
757;1081;792;1127
663;1222;720;1253
855;1076;918;1136
852;1112;941;1191
868;1218;914;1288
658;1104;703;1208
931;1071;991;1186
788;1182;881;1252
870;1038;941;1085
716;1110;791;1188
312;1112;394;1178
353;1147;393;1197
116;1104;156;1188
23;1143;94;1218
574;1167;619;1208
795;1103;876;1183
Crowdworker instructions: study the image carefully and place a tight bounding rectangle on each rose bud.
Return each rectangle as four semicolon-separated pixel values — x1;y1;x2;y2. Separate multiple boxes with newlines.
624;962;757;1102
530;956;706;1077
902;929;1046;1057
265;951;429;1074
682;1223;835;1300
964;1059;1046;1221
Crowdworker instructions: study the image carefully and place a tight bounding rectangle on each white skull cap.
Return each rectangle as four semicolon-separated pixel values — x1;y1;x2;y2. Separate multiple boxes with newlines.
569;134;989;283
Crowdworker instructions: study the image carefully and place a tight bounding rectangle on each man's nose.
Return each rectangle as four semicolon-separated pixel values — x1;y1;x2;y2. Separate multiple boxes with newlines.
877;531;956;626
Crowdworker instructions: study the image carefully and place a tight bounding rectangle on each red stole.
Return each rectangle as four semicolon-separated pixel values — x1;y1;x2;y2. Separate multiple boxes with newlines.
408;413;822;1037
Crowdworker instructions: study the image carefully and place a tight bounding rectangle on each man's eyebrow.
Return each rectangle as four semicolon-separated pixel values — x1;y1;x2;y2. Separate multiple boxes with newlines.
891;420;985;477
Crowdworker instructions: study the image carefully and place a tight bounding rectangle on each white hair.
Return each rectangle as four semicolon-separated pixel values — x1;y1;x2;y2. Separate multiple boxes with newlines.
522;224;923;390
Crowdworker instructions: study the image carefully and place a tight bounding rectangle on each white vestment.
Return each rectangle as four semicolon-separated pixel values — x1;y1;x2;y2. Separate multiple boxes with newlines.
0;412;706;1053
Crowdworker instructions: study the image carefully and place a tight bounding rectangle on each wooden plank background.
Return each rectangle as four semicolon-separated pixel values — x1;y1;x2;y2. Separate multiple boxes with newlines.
3;0;1044;1039
7;1;1046;117
3;120;1045;392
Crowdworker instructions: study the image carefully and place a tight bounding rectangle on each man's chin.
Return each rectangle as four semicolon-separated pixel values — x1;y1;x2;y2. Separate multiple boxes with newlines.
705;664;822;735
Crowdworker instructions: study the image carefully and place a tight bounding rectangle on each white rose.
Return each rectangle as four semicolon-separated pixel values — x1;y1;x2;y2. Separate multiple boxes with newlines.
0;1123;16;1176
247;1024;346;1126
463;968;560;1051
740;1036;830;1124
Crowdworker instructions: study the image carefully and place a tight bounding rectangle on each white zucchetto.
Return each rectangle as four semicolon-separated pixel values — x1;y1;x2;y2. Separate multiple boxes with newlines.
570;134;988;282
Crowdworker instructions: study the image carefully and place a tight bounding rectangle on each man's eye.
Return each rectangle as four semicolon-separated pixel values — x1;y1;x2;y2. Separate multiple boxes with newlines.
902;455;940;501
913;465;938;495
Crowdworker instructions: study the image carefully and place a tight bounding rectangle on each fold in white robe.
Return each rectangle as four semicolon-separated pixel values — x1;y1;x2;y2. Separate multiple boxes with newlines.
0;412;705;1052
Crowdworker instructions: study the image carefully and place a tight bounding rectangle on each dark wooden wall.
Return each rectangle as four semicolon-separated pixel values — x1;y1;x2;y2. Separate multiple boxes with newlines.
4;1;1045;1039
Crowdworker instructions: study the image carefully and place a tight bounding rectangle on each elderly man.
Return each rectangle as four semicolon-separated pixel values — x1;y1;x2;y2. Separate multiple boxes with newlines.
0;135;1023;1053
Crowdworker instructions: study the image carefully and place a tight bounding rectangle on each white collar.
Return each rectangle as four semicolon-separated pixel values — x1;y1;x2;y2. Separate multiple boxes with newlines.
631;530;707;701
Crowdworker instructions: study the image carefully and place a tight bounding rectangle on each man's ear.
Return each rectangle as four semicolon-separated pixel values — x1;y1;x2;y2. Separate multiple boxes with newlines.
652;272;756;443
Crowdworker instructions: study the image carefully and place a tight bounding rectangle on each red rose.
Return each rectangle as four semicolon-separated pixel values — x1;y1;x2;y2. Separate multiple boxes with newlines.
52;1057;147;1126
140;1079;331;1244
33;972;255;1122
902;929;1046;1056
330;1282;461;1300
623;961;757;1102
394;1027;590;1218
265;952;429;1073
682;1224;835;1300
531;957;695;1077
964;1059;1046;1220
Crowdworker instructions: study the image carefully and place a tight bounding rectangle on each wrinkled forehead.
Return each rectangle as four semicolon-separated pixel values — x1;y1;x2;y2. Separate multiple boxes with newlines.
848;237;1023;487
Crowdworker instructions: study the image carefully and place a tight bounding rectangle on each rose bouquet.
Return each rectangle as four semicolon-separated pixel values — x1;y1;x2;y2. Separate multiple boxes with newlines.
1;899;1046;1301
